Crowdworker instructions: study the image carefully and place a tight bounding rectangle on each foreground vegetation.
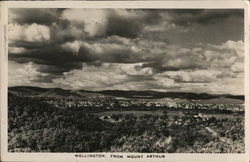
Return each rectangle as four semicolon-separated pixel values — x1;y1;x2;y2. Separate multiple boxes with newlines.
8;95;244;153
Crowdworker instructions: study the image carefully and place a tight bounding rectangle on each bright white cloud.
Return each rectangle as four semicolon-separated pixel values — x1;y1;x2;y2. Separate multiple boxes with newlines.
231;62;244;72
9;23;50;43
52;63;126;90
61;40;81;55
205;77;244;95
9;47;31;54
62;9;108;37
50;22;86;43
8;61;48;87
203;40;244;72
157;70;222;83
220;40;244;58
52;63;154;90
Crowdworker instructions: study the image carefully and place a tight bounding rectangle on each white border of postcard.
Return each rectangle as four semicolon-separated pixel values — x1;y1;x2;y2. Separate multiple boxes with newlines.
0;1;249;162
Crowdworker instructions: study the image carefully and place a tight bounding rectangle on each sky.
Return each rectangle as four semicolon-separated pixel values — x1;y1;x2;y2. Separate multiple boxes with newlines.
8;9;244;95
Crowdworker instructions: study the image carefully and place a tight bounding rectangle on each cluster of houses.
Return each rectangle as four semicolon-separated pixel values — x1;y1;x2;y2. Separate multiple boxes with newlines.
43;97;244;114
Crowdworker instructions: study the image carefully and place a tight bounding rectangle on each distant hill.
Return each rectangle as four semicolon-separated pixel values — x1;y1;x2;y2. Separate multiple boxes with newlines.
8;86;244;103
39;88;82;98
98;90;244;100
9;86;49;96
73;90;110;99
8;86;110;99
194;97;244;104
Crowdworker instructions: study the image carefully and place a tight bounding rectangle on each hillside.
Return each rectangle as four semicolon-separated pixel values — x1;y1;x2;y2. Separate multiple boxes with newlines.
9;86;49;96
39;88;82;98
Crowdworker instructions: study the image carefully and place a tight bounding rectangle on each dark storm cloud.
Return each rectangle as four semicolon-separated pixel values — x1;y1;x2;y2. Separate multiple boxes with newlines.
168;9;243;26
59;9;163;39
106;17;141;38
141;58;207;72
9;49;83;75
9;40;46;49
106;10;162;38
37;62;83;75
10;45;79;64
9;8;62;26
8;39;143;74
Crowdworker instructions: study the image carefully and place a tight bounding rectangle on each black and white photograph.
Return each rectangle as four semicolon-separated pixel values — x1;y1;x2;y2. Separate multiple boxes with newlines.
1;1;249;160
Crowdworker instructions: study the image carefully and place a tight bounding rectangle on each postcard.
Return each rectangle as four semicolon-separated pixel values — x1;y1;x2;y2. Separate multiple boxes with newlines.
0;1;249;162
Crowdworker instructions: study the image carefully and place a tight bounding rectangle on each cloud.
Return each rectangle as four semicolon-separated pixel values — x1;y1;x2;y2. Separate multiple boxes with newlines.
8;47;34;54
62;9;109;37
61;9;158;39
49;22;86;44
9;35;244;80
8;60;244;94
219;40;244;58
204;40;244;70
141;10;244;46
9;8;61;26
108;79;177;92
166;9;243;26
50;62;244;94
157;70;222;83
52;62;155;90
61;40;81;55
231;62;244;72
105;9;147;38
9;23;50;43
8;61;49;87
205;77;244;95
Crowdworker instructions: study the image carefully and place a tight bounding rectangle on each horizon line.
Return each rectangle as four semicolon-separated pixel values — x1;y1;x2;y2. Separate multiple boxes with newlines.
8;85;245;96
